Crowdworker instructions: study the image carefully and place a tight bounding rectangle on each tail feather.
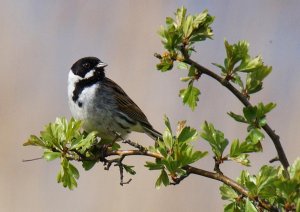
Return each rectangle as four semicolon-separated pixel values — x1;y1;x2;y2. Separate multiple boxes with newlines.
143;126;162;141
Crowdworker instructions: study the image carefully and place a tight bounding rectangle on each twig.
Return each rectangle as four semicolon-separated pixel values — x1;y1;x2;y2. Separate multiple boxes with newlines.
213;156;223;174
170;173;190;185
108;149;162;159
22;157;43;162
179;46;290;171
122;139;147;152
103;155;132;186
269;156;279;163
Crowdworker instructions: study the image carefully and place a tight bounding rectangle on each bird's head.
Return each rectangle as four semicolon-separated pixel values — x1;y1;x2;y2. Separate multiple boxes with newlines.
71;56;107;78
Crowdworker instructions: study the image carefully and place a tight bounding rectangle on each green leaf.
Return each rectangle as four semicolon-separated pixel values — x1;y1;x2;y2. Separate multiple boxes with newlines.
229;153;250;166
257;102;276;118
220;184;238;200
212;62;226;73
249;128;264;140
224;40;249;73
177;126;198;143
43;151;61;161
164;115;173;134
229;130;264;166
256;166;278;198
156;57;174;72
180;76;192;82
57;158;79;190
229;139;251;166
23;135;46;147
191;151;208;162
155;169;170;189
188;66;197;77
179;83;200;110
163;115;174;149
183;15;193;37
244;129;264;151
228;112;247;123
165;17;174;26
289;158;300;181
224;202;238;212
239;170;256;194
175;6;187;28
243;106;257;123
160;169;170;186
177;61;189;70
66;117;81;141
245;198;258;212
232;74;244;89
296;198;300;212
200;121;228;159
70;131;97;150
193;10;208;27
145;161;164;170
246;65;272;94
239;56;262;73
123;165;136;175
82;161;96;171
69;162;79;180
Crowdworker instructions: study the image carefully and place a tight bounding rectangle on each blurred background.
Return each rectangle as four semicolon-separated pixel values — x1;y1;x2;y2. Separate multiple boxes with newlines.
1;0;299;211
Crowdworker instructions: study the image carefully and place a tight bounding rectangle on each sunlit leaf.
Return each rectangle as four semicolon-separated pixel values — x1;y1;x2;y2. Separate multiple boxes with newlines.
179;84;200;110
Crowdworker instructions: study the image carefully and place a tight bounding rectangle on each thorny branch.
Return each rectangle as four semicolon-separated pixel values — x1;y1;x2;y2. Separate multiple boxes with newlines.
33;128;276;210
105;138;277;211
177;46;290;172
23;134;277;210
66;130;276;211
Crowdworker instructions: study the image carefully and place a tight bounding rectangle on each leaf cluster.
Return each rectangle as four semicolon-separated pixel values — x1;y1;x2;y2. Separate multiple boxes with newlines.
145;116;207;188
156;7;213;110
158;6;214;58
213;40;272;96
220;159;300;211
201;122;264;167
24;117;98;189
228;102;276;131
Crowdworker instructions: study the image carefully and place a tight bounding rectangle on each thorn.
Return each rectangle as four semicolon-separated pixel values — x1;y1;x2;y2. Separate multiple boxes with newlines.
22;157;43;162
269;156;279;163
120;178;132;186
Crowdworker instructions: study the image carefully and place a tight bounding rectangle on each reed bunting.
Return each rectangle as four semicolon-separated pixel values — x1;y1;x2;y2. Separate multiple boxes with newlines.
68;57;162;142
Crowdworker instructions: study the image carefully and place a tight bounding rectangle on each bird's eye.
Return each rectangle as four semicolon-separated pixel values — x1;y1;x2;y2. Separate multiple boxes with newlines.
83;63;90;68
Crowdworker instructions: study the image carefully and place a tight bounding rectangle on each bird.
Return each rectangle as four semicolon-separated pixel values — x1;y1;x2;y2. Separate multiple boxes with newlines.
68;56;162;143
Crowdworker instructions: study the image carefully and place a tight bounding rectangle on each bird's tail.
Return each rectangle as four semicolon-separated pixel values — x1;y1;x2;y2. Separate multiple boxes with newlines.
144;126;163;141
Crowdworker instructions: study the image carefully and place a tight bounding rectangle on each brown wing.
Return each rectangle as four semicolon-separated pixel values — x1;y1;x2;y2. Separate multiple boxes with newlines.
103;78;153;128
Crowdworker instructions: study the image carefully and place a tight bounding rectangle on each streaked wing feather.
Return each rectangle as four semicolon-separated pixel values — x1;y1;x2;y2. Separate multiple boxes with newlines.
104;78;153;128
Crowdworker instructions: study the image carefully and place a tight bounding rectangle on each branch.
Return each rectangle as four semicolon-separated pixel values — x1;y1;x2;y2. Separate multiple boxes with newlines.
186;166;278;211
104;141;276;211
108;149;162;159
180;47;290;171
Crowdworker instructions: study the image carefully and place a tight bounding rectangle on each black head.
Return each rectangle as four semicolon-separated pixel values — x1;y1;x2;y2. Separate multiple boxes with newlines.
71;57;107;78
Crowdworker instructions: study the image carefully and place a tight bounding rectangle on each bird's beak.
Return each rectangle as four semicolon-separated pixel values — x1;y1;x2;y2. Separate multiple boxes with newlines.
96;62;108;68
